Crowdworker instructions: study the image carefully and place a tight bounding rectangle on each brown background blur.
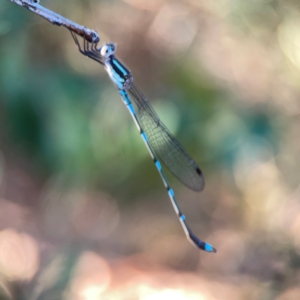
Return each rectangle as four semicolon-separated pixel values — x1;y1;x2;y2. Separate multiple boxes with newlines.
0;0;300;299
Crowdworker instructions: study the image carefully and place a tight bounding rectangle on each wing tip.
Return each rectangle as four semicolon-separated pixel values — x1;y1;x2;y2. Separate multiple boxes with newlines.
196;167;202;176
194;167;205;192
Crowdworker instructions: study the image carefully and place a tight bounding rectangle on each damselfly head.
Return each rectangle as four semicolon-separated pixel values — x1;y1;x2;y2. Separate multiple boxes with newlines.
100;43;117;58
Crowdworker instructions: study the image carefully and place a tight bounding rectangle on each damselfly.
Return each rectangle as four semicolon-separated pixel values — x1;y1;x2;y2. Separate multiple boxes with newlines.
71;32;216;253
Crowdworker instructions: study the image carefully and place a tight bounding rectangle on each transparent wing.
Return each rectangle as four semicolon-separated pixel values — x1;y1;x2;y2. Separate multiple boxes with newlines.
128;83;204;192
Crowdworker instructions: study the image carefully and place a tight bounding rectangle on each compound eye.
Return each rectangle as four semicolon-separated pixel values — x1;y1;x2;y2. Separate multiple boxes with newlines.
108;43;117;54
100;43;117;57
100;45;110;57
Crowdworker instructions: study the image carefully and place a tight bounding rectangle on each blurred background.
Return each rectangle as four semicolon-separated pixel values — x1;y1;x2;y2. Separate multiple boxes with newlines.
0;0;300;299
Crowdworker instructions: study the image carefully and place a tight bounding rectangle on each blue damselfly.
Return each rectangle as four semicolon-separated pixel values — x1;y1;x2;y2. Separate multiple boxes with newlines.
71;32;216;253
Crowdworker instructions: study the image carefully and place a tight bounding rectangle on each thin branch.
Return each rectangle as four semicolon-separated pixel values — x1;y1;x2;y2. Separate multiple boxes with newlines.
8;0;100;43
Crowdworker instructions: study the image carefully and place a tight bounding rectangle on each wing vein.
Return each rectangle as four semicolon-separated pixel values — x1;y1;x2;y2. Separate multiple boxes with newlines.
128;83;204;191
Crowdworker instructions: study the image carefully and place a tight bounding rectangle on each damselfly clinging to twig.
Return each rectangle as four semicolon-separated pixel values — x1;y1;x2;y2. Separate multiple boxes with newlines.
70;31;216;253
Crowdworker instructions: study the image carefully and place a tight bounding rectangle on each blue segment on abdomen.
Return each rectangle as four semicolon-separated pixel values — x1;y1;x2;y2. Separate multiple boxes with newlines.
128;103;135;114
205;244;214;252
168;188;174;198
119;90;131;105
155;160;162;171
141;132;148;142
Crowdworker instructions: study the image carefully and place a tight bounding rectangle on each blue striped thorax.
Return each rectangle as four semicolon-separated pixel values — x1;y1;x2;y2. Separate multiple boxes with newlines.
100;43;133;90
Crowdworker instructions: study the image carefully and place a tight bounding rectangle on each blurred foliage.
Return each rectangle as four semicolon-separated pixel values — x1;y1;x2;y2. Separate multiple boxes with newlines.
0;0;300;299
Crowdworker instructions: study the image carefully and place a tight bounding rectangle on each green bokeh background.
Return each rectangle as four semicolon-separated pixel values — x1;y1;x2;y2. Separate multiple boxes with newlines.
0;0;300;299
